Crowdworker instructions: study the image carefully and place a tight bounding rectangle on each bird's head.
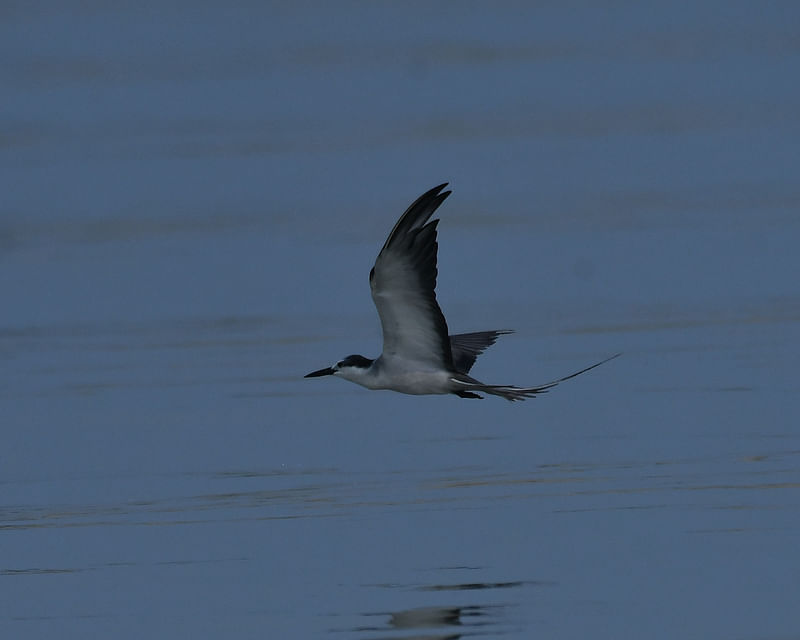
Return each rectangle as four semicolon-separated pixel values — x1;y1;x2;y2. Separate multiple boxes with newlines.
304;354;374;383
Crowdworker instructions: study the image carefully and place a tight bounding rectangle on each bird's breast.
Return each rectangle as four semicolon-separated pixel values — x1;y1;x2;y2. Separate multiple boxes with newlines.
369;360;454;395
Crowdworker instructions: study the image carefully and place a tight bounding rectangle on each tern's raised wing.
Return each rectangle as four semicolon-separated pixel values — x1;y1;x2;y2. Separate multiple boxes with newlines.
370;183;454;368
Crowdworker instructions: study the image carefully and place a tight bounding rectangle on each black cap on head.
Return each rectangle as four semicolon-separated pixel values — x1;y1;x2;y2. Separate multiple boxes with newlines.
339;355;373;369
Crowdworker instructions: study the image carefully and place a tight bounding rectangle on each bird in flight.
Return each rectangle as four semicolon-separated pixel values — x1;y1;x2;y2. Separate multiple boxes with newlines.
305;183;618;401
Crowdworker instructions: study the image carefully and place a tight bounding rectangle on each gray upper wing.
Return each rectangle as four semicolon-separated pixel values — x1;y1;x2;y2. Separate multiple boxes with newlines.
369;183;454;368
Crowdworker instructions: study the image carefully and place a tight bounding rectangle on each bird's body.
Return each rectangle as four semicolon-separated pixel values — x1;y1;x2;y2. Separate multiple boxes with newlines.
305;184;618;401
341;359;455;396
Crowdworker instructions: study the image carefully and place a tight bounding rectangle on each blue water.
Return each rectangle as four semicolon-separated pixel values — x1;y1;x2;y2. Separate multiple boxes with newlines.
2;2;799;638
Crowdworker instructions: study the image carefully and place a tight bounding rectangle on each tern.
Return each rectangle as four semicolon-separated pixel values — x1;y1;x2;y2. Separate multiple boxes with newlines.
305;183;619;401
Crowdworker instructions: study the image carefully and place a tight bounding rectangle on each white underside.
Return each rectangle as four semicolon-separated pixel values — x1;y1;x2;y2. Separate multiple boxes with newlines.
336;356;455;395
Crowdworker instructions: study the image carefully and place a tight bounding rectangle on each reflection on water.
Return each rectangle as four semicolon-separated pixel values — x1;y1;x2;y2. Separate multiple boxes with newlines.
357;604;496;640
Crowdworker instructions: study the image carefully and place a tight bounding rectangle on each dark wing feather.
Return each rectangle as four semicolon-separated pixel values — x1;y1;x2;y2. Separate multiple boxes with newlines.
449;330;514;373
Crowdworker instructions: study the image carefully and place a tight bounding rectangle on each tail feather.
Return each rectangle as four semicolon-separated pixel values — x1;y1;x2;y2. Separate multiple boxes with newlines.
451;379;557;401
451;353;621;402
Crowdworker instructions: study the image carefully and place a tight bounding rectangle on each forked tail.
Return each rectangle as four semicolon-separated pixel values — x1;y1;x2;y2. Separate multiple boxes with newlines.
451;353;621;401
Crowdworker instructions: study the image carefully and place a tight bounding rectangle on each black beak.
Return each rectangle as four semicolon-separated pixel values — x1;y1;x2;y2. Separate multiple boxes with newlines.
304;367;335;378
